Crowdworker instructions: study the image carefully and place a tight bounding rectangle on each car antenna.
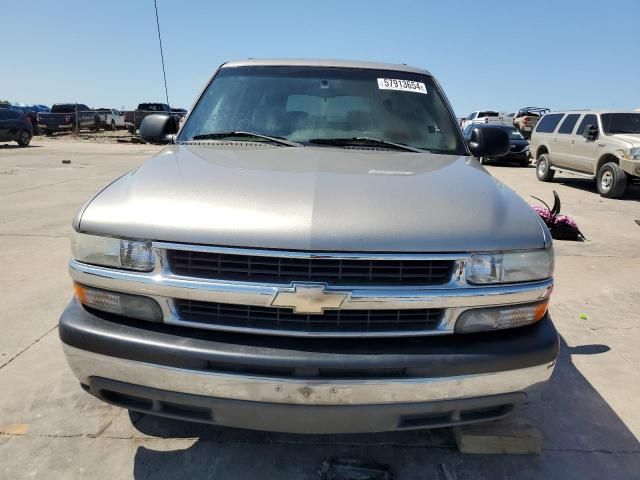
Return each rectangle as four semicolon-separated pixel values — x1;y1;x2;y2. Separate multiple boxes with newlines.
153;0;170;107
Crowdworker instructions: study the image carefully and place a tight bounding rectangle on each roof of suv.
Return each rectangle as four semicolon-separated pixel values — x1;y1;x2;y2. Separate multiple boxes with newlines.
545;110;639;115
221;58;431;76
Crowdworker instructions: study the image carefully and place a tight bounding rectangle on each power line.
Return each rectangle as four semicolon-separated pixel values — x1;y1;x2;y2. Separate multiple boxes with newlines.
153;0;170;106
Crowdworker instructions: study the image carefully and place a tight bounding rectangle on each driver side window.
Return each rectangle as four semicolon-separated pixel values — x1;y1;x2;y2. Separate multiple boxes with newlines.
576;114;598;135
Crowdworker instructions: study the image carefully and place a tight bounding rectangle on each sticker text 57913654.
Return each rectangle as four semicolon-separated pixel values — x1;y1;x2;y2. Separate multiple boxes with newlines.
377;78;428;94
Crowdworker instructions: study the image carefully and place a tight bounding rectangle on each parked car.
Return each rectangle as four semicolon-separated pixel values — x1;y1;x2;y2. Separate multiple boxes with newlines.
502;112;515;125
95;108;125;130
513;107;550;139
0;109;33;146
461;110;505;129
171;108;188;118
37;103;100;135
463;123;529;166
530;110;640;198
11;105;41;135
60;58;558;434
125;103;179;134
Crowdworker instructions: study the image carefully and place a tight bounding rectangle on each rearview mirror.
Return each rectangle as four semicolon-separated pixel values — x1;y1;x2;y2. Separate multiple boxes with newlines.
467;126;510;158
140;114;178;144
582;124;598;141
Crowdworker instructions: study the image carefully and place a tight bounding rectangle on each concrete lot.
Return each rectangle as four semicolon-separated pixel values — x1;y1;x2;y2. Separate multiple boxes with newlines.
0;138;639;479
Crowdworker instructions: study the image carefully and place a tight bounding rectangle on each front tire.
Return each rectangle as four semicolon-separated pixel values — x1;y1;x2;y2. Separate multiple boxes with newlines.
536;154;555;181
17;130;31;147
110;120;116;131
597;162;627;198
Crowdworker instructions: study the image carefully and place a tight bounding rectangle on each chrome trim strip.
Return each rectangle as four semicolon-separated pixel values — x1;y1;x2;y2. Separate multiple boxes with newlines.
63;344;555;406
154;241;470;260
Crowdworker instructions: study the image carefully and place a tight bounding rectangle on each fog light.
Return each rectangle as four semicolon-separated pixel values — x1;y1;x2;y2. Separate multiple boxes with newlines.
74;283;163;322
455;300;548;333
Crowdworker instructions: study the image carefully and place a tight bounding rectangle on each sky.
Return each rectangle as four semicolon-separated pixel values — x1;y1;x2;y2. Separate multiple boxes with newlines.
2;0;639;116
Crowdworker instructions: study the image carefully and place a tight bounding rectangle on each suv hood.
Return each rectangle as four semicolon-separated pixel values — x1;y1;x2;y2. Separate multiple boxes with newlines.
77;144;548;252
609;133;640;147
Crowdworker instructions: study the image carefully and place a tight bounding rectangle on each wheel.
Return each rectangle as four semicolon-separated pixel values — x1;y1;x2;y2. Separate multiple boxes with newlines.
110;120;116;131
43;128;52;136
17;130;31;147
597;162;627;198
536;154;555;181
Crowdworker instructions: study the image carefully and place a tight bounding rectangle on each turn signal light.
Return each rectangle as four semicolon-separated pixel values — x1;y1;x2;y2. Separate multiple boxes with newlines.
74;283;163;322
455;300;549;333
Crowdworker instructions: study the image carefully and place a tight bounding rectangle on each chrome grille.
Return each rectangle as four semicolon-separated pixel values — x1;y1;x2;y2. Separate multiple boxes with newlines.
174;299;443;334
166;250;454;286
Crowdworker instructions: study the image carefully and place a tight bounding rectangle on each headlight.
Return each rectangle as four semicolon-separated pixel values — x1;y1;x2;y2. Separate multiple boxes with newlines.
74;283;162;322
465;249;553;284
455;300;549;333
71;232;155;271
622;147;640;161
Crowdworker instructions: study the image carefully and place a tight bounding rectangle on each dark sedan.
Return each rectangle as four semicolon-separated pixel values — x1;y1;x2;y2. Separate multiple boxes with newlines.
463;124;529;166
0;109;33;147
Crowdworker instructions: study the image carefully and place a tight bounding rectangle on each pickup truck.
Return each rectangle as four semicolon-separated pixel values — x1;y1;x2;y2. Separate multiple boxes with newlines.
60;59;558;434
513;107;550;139
95;108;126;130
461;110;507;129
37;103;100;135
125;103;179;134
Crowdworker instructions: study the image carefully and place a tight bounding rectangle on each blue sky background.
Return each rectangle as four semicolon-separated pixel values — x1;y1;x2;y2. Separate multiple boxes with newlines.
2;0;639;115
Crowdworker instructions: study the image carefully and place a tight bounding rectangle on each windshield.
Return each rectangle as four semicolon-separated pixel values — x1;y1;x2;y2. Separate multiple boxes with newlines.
178;66;465;154
508;129;525;139
139;103;168;111
51;105;75;113
478;111;499;117
601;113;640;134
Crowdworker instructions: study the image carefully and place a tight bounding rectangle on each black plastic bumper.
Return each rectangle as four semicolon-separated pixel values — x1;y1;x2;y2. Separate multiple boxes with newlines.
59;299;559;379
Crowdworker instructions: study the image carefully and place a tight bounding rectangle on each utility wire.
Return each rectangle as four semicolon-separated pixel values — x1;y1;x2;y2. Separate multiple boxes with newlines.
153;0;170;107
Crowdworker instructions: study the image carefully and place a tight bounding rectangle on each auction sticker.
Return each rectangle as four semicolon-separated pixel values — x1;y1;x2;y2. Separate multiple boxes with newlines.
377;78;427;94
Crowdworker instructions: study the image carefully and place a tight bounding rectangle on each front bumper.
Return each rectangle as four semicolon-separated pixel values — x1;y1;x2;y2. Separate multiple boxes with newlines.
497;151;528;162
620;158;640;178
59;300;558;433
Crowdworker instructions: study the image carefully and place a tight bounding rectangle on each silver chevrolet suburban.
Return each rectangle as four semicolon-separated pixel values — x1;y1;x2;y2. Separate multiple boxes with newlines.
531;110;640;198
59;59;558;434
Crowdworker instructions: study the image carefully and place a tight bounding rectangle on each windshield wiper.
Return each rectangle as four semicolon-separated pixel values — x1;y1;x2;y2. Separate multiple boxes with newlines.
190;131;302;147
308;137;427;153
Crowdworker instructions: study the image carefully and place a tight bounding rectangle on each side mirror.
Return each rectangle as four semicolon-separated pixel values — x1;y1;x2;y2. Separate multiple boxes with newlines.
467;126;510;158
582;124;598;141
140;114;178;144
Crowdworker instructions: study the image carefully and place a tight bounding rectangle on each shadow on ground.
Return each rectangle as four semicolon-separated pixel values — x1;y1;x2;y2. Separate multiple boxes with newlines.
0;144;42;149
554;177;640;201
130;337;640;479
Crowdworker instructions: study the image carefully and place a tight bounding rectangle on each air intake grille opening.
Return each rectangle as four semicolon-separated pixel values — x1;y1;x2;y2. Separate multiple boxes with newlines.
175;299;443;334
167;250;454;286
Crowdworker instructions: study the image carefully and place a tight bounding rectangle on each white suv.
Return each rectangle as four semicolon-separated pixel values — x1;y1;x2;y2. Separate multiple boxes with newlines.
530;110;640;198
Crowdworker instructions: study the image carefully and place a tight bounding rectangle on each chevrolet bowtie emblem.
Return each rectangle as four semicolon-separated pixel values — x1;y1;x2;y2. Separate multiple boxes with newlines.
271;283;348;314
